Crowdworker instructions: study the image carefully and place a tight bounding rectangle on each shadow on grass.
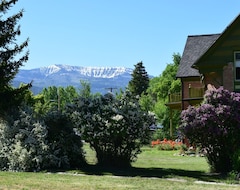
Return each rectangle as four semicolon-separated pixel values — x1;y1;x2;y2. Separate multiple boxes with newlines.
75;164;225;182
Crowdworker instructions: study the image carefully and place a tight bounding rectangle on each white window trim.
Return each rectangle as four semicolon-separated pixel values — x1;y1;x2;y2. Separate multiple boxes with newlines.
234;51;240;81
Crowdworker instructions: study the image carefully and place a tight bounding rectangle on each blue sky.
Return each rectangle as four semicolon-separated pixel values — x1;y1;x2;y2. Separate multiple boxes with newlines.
11;0;240;76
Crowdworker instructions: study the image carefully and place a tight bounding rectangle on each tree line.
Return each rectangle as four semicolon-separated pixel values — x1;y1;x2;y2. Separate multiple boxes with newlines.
0;0;181;171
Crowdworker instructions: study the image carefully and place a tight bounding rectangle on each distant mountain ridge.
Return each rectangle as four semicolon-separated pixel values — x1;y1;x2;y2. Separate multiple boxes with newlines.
13;64;134;94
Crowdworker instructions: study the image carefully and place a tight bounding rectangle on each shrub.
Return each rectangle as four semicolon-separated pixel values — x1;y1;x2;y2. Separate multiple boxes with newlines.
0;107;49;171
68;91;155;167
44;111;86;169
179;87;240;173
151;129;166;141
157;142;173;151
0;107;86;171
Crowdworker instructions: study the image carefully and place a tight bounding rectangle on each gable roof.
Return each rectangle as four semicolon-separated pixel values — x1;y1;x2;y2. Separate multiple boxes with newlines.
193;14;240;68
176;34;220;78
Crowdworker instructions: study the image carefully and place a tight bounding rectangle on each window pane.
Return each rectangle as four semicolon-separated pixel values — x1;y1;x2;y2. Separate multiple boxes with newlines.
235;53;240;60
236;60;240;67
236;67;240;80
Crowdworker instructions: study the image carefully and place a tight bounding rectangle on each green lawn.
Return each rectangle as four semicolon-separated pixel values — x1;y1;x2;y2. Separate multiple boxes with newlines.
0;144;239;190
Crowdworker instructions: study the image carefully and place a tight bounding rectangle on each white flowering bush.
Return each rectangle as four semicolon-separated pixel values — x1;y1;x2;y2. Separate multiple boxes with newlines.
0;107;86;171
0;108;49;171
68;91;155;167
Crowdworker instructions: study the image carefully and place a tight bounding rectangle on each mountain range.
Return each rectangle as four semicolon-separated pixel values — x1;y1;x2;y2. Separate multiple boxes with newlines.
13;64;134;94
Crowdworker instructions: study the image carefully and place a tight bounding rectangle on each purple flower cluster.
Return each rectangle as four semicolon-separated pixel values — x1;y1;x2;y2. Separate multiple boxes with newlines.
179;87;240;173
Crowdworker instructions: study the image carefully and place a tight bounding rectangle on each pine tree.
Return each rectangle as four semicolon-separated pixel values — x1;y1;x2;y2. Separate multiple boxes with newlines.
0;0;31;116
128;61;149;96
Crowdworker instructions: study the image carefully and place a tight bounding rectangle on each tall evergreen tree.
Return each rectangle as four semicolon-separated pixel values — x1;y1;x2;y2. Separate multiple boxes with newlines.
0;0;30;116
128;61;149;96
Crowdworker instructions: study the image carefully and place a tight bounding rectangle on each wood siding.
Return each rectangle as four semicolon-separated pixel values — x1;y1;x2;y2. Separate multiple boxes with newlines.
195;18;240;91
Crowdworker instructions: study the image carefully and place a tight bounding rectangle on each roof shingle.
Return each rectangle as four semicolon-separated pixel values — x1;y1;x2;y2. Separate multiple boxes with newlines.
176;34;220;78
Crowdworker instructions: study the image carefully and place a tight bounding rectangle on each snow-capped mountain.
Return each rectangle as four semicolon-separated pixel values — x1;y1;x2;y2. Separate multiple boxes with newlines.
39;64;133;78
13;64;134;94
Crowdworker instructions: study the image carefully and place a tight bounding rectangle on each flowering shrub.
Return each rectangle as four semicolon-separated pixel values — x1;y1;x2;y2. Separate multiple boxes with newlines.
151;138;182;150
179;87;240;173
0;108;49;171
68;91;155;167
0;107;86;171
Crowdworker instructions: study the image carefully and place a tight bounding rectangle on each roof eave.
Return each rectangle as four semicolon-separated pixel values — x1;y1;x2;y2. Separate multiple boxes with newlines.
193;14;240;67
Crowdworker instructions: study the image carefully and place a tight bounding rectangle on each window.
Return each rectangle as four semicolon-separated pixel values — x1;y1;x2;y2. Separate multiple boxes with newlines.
235;52;240;80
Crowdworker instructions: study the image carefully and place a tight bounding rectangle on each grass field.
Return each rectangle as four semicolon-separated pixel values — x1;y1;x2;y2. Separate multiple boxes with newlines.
0;144;239;190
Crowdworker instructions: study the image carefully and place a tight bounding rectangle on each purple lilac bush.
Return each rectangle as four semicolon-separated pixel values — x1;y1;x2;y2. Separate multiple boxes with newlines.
179;87;240;173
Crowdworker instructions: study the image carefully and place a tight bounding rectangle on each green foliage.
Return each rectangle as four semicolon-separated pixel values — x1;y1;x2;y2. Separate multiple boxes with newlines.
157;143;173;151
140;53;181;137
68;91;155;167
139;93;154;111
151;129;166;141
79;80;91;98
21;84;36;106
34;86;78;116
232;149;240;173
169;79;181;94
128;61;149;97
0;107;49;171
147;53;181;100
0;106;86;171
0;0;31;116
43;111;86;169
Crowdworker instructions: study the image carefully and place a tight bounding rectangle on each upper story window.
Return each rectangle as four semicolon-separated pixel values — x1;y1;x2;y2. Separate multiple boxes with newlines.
235;52;240;80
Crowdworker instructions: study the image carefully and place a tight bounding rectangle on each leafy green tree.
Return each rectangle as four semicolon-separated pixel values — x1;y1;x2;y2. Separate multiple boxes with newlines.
79;80;91;98
128;61;149;96
34;86;58;114
139;93;154;112
0;0;31;117
148;54;181;100
32;94;46;116
34;86;78;115
140;53;181;139
65;85;79;101
68;91;155;167
20;83;36;106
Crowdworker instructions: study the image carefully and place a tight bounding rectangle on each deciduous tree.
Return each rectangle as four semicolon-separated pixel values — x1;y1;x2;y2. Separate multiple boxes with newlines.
34;86;78;115
140;53;181;139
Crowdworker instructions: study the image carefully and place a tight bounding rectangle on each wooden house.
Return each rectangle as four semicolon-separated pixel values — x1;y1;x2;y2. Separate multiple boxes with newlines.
167;14;240;110
166;14;240;136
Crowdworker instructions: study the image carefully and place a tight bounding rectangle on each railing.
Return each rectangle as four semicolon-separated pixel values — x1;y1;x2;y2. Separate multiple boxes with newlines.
189;87;205;98
168;93;181;103
168;87;205;103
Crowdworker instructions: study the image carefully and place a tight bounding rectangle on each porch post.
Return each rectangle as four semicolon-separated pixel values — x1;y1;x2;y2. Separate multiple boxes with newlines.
170;109;173;138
